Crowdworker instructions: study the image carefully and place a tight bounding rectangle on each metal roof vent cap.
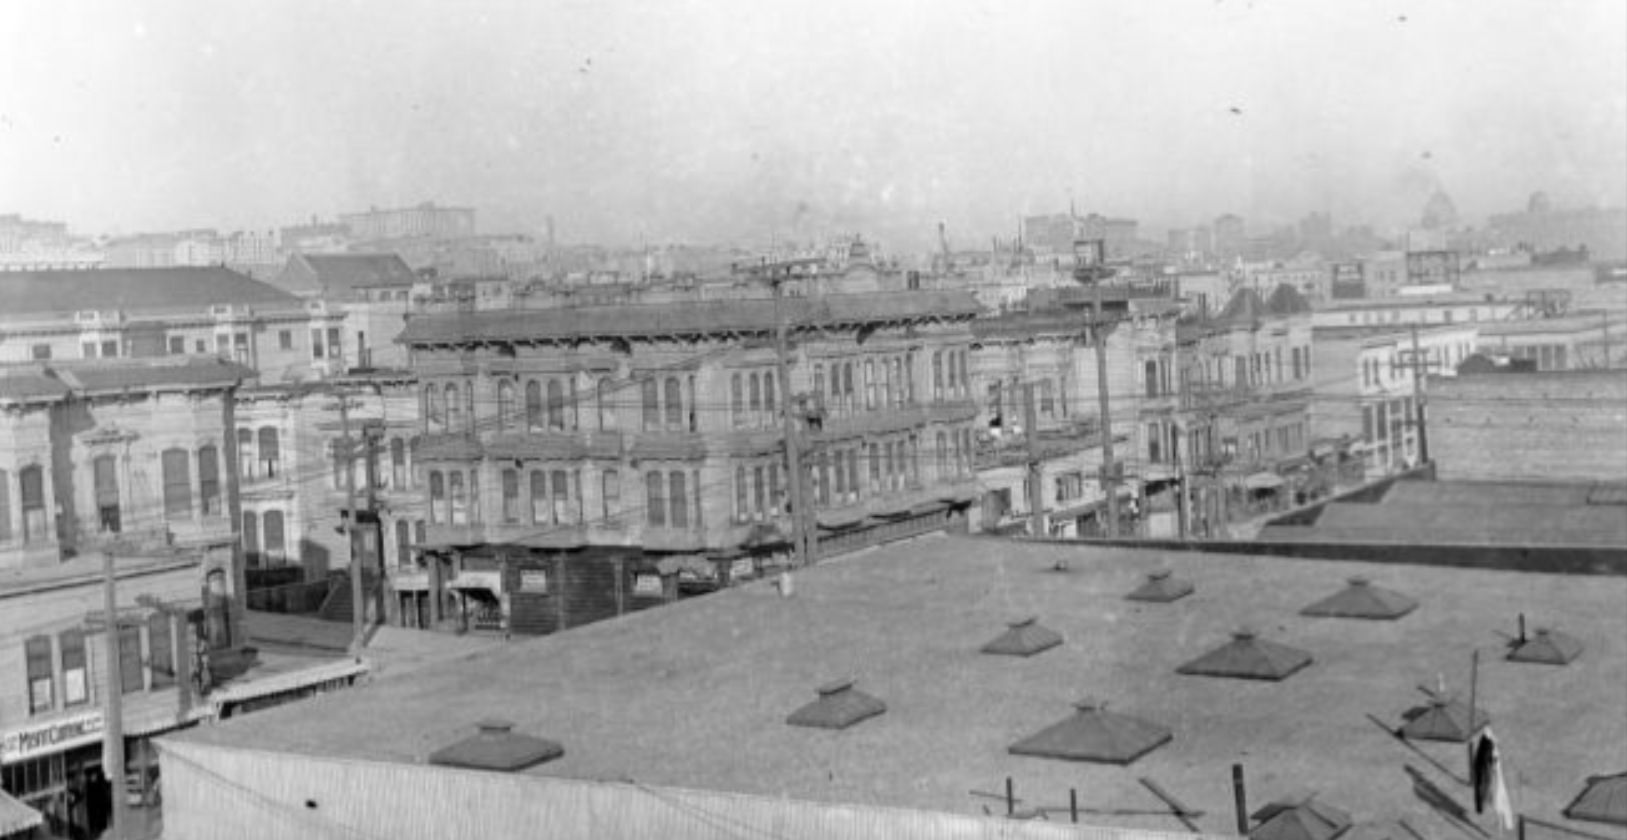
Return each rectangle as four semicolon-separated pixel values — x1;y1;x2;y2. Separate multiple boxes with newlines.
1176;628;1313;681
427;718;565;772
1301;576;1417;620
786;678;887;730
982;616;1064;657
1008;695;1174;766
1508;626;1584;666
1127;569;1195;602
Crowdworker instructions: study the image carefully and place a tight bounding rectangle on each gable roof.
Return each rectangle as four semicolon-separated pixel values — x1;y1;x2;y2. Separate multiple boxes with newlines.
278;253;418;296
0;267;299;320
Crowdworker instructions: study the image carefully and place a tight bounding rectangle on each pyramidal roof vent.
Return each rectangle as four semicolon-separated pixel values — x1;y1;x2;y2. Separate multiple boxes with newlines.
427;719;564;772
1126;570;1195;603
1562;772;1627;828
1250;795;1353;840
1008;698;1173;765
1507;627;1584;665
786;678;886;730
1398;692;1489;743
1300;576;1417;620
1176;629;1313;681
981;616;1063;657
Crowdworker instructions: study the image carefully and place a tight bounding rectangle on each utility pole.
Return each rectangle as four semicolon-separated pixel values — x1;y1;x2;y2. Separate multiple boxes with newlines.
1074;239;1121;538
330;391;366;652
99;549;130;840
1174;422;1189;540
362;419;386;627
1023;383;1045;539
1403;325;1434;466
766;260;817;567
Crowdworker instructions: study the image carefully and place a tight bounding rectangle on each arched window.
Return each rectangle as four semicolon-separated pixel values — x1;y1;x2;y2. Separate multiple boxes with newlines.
449;471;467;524
669;471;689;528
237;428;255;478
526;380;544;430
395;519;411;568
428;471;445;524
93;454;120;532
425;385;443;429
496;380;515;431
390;437;407;488
646;471;666;527
664;378;682;430
530;470;548;524
263;510;286;564
161;448;192;518
198;445;220;515
258;427;280;477
597;379;616;430
641;378;659;430
242;511;260;566
444;383;462;431
546;380;565;430
501;469;520;523
551;469;570;524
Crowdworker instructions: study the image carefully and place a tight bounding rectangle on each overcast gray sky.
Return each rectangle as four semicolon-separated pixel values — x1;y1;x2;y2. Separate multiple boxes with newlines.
3;0;1624;250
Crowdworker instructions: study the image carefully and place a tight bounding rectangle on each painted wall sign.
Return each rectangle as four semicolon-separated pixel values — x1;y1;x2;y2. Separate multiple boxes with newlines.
519;570;549;594
631;573;662;597
2;709;104;764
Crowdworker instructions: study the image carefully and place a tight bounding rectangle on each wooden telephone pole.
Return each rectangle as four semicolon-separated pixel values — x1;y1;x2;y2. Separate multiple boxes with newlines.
1396;325;1440;466
1074;239;1121;538
755;258;820;568
1024;383;1045;538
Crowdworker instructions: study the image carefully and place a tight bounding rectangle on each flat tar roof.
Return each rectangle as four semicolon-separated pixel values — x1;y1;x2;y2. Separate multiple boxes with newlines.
172;536;1627;833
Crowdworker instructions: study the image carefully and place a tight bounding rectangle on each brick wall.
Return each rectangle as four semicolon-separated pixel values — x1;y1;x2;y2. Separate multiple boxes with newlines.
1429;370;1627;482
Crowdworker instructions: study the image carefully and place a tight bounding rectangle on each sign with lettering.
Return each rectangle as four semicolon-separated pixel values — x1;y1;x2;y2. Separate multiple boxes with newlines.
631;573;662;597
392;572;429;592
2;709;104;764
519;570;549;594
730;559;755;581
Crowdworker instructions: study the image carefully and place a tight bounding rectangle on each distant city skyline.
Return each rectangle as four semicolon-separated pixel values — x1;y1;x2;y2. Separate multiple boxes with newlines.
3;0;1624;251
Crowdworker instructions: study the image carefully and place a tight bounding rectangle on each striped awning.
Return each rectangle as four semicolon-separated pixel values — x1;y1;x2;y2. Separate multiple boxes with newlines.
0;789;43;836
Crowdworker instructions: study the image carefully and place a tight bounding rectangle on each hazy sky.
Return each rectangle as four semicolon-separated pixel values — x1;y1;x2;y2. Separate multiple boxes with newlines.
3;0;1624;250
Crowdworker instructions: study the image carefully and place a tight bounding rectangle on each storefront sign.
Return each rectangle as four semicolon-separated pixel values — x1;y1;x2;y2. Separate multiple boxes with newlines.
449;570;504;593
729;559;754;581
631;573;663;597
519;570;549;594
2;709;104;764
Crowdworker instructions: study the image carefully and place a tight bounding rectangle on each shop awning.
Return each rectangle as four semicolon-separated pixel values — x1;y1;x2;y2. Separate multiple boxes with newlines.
208;658;368;708
1245;472;1286;490
0;789;43;837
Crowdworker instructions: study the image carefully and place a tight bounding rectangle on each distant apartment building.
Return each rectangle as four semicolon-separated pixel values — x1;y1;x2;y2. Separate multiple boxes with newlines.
0;214;101;270
1309;323;1478;477
396;287;983;637
1020;213;1138;259
272;253;425;369
340;202;476;241
1476;315;1618;371
1486;203;1627;262
1177;285;1315;527
1311;293;1519;330
1213;214;1246;258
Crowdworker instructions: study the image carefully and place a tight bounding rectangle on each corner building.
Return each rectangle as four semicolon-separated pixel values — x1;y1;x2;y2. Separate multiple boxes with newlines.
399;290;983;635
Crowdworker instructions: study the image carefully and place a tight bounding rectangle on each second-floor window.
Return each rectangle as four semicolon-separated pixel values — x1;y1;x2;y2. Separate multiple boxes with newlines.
26;635;54;714
391;438;408;488
20;465;46;543
496;380;515;431
502;469;521;523
161;448;191;519
198;445;220;514
93;455;120;533
429;472;445;524
258;427;279;477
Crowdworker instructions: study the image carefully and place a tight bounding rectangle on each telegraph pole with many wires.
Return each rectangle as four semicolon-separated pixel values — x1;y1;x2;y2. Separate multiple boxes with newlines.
759;258;818;568
1073;238;1121;538
1023;382;1045;539
1398;325;1439;466
328;390;368;652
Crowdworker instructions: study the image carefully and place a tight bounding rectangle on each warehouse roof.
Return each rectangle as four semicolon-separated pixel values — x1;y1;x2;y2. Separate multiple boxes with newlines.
170;536;1627;832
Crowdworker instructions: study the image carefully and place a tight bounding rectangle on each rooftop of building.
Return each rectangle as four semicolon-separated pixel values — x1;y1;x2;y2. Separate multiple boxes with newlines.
1314;292;1503;311
0;550;203;596
0;356;255;403
0;266;301;321
397;290;982;345
171;534;1627;833
1310;323;1479;342
1475;315;1612;336
1259;478;1627;548
276;252;420;296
